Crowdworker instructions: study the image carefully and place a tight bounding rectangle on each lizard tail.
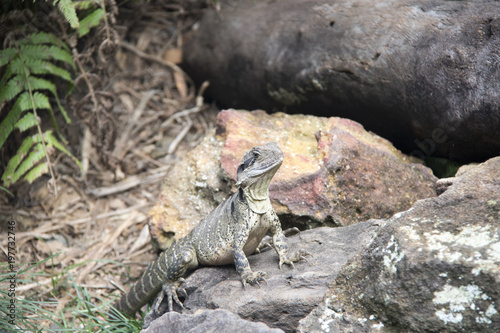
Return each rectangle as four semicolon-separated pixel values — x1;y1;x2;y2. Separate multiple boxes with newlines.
113;251;168;316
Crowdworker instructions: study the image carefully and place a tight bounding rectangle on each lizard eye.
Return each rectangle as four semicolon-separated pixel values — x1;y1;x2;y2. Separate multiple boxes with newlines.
253;150;261;158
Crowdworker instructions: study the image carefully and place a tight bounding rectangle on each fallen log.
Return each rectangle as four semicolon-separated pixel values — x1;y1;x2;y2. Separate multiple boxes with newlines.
183;0;500;162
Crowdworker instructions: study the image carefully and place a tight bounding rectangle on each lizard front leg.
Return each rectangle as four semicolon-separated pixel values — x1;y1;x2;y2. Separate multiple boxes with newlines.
233;213;267;287
267;209;308;268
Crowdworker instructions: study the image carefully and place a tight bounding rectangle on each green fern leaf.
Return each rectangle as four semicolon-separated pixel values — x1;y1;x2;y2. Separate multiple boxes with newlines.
48;45;75;70
25;76;71;124
15;113;39;132
75;0;97;10
2;92;54;146
0;74;24;102
0;92;36;148
54;0;80;29
0;100;23;149
42;62;73;83
0;31;77;188
24;162;50;184
54;97;71;125
18;32;69;52
0;48;16;67
8;142;46;185
22;58;72;83
26;76;57;94
15;44;49;60
0;76;61;110
20;91;52;113
1;135;35;184
45;130;82;169
78;8;105;37
0;58;24;87
18;44;75;70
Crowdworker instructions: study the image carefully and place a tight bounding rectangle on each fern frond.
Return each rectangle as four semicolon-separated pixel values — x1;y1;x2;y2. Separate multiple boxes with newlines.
22;58;72;82
0;75;59;104
24;162;50;184
0;31;79;189
1;93;33;147
18;32;69;52
7;142;46;186
0;57;23;87
75;0;98;10
78;8;105;37
0;91;51;148
0;74;24;102
1;135;35;183
21;91;52;112
0;48;16;67
27;76;71;123
54;0;80;29
17;44;75;69
2;138;44;187
45;130;82;169
25;76;57;94
15;113;39;132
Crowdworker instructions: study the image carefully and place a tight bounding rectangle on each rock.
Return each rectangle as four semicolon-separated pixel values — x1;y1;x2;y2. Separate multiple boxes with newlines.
298;157;500;332
435;163;480;194
142;309;284;333
147;134;229;250
183;0;500;162
148;221;380;332
148;109;436;250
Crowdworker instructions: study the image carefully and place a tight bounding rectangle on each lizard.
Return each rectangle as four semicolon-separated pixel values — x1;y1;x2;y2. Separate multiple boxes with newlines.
113;142;307;317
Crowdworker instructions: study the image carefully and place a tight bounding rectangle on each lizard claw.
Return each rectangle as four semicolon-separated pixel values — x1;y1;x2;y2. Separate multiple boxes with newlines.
241;271;267;288
153;279;187;315
279;250;310;269
255;241;272;253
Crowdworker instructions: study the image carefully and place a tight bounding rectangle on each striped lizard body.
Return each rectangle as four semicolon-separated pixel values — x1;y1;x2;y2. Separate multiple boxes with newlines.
113;142;307;317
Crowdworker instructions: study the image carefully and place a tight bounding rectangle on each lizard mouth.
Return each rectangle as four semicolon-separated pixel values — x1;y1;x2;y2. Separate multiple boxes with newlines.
242;158;282;180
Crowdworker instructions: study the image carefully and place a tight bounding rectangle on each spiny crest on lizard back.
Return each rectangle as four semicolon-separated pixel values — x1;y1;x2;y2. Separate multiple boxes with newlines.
236;142;283;188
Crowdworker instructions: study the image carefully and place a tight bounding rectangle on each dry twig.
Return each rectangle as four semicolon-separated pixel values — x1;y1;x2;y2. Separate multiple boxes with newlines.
88;165;170;197
76;211;139;283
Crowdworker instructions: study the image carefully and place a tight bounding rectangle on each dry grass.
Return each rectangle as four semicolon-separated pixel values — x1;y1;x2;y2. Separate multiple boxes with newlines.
0;1;218;330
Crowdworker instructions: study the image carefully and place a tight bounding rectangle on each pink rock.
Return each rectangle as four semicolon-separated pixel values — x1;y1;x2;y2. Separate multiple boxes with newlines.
149;109;436;249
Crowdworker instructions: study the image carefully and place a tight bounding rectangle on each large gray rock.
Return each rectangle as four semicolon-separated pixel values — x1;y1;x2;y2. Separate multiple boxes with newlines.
148;110;436;250
146;221;380;332
299;156;500;332
183;0;500;161
142;309;284;333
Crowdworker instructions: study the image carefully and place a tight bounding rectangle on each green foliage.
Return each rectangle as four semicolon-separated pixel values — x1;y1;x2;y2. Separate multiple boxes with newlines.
53;0;106;37
0;1;108;191
0;32;81;188
54;0;80;29
0;256;143;332
78;8;106;37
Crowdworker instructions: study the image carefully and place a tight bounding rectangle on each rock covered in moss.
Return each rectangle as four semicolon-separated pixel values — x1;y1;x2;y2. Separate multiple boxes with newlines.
299;157;500;332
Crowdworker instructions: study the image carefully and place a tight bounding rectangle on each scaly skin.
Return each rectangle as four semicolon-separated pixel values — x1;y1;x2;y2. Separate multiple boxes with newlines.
113;142;307;316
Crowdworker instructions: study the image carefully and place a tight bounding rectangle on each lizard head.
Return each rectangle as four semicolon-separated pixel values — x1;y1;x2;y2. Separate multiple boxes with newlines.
235;142;283;189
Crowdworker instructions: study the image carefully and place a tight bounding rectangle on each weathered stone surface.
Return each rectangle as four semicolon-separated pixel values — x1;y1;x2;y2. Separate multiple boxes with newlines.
183;0;500;162
298;157;500;332
147;135;229;250
148;109;436;250
142;309;284;333
147;221;380;332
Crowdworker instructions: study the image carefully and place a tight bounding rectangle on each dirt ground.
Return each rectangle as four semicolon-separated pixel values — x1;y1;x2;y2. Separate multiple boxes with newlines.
0;0;218;324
